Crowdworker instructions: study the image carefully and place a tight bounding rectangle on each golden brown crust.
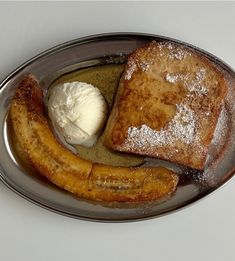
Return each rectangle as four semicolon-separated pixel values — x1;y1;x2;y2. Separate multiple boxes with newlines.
10;74;178;202
104;41;227;170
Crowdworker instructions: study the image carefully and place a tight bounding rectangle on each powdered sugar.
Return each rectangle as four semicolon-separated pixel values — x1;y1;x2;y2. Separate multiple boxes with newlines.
165;73;184;83
169;48;189;60
126;103;198;148
185;69;208;95
161;42;190;60
125;61;137;80
211;105;228;146
172;104;197;144
165;69;208;96
124;41;190;80
139;61;151;72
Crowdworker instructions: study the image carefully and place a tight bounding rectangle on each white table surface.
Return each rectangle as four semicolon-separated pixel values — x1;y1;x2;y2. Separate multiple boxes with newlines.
0;2;235;261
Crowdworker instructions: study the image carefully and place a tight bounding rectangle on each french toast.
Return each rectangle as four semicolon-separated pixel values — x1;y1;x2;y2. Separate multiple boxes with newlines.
10;74;179;202
104;41;227;170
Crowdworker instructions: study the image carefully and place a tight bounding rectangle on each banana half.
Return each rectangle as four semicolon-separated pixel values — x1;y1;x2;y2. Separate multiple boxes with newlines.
9;74;178;202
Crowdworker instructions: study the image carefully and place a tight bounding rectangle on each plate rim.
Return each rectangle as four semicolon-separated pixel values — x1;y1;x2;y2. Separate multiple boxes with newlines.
1;32;234;90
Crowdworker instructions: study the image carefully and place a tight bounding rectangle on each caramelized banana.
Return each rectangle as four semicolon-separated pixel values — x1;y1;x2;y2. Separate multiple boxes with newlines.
10;74;178;202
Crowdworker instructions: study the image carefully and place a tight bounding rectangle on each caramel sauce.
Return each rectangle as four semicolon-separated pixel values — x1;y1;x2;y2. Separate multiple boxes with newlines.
52;64;144;167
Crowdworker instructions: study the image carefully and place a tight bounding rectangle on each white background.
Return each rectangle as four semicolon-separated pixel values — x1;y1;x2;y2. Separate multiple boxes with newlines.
0;2;235;261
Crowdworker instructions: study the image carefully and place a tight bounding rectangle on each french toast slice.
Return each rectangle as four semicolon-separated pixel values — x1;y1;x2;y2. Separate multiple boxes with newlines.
104;41;227;170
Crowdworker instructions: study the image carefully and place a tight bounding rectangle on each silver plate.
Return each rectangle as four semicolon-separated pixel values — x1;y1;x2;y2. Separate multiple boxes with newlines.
0;33;235;222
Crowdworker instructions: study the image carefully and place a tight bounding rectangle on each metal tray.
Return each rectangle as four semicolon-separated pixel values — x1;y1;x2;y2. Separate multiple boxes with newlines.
0;33;234;222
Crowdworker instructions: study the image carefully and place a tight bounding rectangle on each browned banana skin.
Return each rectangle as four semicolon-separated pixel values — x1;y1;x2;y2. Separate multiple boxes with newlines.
10;74;179;202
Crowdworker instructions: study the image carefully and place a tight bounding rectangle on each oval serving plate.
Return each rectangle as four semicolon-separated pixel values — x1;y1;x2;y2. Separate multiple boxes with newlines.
0;33;235;222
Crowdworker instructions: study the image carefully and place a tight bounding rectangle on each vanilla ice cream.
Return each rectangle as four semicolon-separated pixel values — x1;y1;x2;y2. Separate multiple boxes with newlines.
48;81;108;147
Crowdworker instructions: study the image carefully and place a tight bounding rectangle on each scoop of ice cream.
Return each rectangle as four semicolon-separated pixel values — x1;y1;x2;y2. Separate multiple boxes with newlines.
48;81;107;147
